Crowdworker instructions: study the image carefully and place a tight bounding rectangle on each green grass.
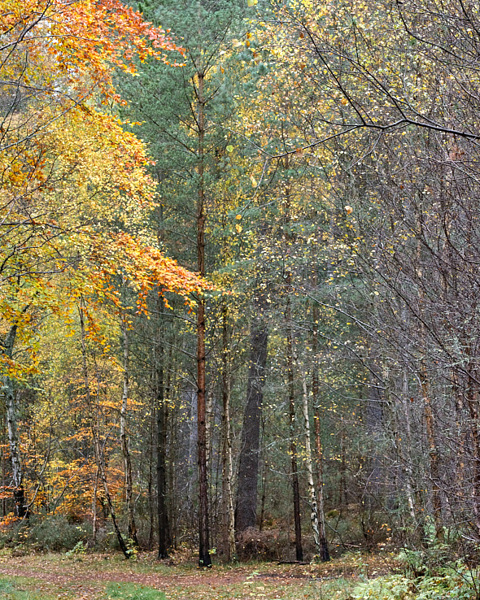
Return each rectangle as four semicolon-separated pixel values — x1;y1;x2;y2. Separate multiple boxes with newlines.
0;577;56;600
105;582;166;600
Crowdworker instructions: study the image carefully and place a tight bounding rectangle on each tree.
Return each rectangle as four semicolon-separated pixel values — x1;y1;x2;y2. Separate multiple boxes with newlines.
0;0;207;524
120;0;245;565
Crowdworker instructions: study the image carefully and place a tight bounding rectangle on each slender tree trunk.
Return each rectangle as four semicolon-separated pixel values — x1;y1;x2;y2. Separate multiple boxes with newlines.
78;303;130;559
2;325;27;519
311;300;330;561
420;370;443;537
196;69;211;568
155;303;169;559
399;367;416;523
340;425;347;506
169;394;178;549
464;372;480;536
120;315;138;546
281;167;302;561
92;467;99;545
286;297;303;562
2;419;6;517
157;392;169;558
220;305;236;561
148;412;155;550
452;371;466;505
259;429;267;533
301;373;322;558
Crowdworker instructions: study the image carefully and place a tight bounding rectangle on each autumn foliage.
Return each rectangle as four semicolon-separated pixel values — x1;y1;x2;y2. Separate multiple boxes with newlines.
0;0;203;376
0;0;208;527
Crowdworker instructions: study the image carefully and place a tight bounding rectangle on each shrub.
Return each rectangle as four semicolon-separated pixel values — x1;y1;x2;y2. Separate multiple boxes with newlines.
236;527;289;560
29;515;91;551
0;514;92;552
350;562;480;600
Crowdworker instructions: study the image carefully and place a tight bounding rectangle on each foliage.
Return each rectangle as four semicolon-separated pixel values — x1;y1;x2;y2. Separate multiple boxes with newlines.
351;575;416;600
0;0;203;378
351;568;480;600
351;549;480;600
65;541;87;559
0;515;91;552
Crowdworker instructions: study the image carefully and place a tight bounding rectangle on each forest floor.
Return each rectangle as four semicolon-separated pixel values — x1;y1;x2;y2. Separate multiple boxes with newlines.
0;550;399;599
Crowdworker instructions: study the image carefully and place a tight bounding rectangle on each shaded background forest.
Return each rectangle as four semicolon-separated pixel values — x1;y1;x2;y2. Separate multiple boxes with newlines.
2;0;480;565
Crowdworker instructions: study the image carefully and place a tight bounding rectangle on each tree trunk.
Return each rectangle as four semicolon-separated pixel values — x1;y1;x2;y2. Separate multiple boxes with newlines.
157;391;169;558
92;467;99;545
464;372;480;536
399;366;416;523
286;297;303;562
155;304;170;559
2;325;27;519
301;372;322;559
147;411;155;550
340;426;347;506
312;299;330;561
420;370;443;537
196;69;211;568
120;315;138;546
220;305;236;561
78;302;130;559
235;313;268;533
259;431;267;533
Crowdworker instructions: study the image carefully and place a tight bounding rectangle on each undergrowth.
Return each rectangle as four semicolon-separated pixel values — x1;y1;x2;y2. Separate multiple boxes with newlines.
351;544;479;600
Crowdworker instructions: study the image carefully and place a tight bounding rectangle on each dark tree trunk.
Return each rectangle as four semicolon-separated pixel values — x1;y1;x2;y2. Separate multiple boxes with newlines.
196;70;211;568
235;313;268;533
157;394;169;558
286;298;303;562
156;305;170;559
120;315;138;547
147;414;155;550
2;325;27;519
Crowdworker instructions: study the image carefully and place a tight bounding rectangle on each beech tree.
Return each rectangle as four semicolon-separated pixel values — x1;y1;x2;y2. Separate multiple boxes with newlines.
0;0;206;523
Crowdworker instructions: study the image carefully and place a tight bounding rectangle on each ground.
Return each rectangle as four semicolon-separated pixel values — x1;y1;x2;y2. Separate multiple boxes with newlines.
0;551;399;600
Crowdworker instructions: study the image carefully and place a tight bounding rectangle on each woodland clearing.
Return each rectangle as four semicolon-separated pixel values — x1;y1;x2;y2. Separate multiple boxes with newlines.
0;551;396;600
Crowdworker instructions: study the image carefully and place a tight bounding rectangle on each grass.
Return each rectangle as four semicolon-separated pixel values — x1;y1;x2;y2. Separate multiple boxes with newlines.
0;577;58;600
105;582;166;600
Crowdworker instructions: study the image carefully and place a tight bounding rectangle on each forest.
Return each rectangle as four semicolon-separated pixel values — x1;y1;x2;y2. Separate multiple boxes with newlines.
2;0;480;598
